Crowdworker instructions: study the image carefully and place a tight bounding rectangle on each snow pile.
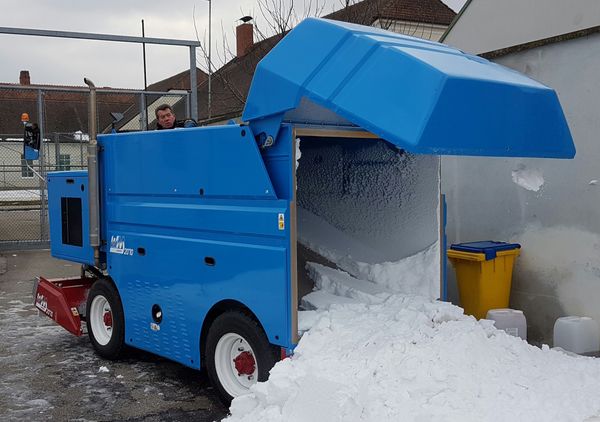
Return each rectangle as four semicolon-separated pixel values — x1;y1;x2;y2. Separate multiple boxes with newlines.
511;165;544;192
0;189;41;201
226;278;600;421
306;263;391;305
336;242;440;299
295;138;302;170
73;130;90;141
299;207;440;299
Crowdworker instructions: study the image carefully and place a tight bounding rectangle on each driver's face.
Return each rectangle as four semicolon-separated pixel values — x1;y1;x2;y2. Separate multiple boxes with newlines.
157;108;176;129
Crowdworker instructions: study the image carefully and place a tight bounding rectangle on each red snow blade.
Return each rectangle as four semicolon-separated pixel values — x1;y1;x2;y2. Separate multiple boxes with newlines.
34;276;95;336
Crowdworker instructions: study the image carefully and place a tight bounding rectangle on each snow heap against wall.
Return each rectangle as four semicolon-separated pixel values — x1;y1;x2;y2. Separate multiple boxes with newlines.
226;269;600;422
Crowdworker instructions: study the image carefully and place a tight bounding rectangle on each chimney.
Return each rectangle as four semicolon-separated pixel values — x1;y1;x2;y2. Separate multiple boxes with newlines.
19;70;31;85
236;21;254;57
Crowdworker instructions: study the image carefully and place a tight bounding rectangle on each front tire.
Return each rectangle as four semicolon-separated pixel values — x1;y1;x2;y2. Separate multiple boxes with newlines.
86;278;125;360
206;311;277;404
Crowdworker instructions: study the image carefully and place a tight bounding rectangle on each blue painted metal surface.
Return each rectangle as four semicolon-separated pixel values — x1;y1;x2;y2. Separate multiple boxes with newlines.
47;171;95;265
442;194;448;301
244;18;575;159
95;125;294;368
24;145;39;161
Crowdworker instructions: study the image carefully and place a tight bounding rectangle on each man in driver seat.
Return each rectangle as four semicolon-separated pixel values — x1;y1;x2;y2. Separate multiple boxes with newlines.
155;104;196;130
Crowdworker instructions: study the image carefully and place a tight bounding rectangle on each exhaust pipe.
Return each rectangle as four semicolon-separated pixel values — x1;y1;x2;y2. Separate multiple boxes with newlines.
84;78;101;267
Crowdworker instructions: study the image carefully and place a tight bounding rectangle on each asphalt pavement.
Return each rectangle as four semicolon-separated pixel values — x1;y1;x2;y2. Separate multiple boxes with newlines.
0;250;228;422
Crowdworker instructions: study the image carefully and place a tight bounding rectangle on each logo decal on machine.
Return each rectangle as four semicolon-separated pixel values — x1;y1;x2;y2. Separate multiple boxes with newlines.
109;235;134;256
35;293;54;318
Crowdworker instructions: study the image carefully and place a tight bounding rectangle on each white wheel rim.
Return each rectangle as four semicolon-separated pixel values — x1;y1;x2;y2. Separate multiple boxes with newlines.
89;295;113;346
215;333;258;397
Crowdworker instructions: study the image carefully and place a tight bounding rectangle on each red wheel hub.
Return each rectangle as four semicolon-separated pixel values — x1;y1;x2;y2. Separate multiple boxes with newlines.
103;311;113;327
233;351;256;376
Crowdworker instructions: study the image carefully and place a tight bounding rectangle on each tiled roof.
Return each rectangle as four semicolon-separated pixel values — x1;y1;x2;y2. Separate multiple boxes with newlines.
0;88;135;134
0;67;208;134
327;0;456;26
146;67;208;92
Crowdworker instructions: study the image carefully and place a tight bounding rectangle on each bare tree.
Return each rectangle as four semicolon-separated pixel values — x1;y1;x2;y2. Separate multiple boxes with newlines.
191;0;327;122
191;0;441;122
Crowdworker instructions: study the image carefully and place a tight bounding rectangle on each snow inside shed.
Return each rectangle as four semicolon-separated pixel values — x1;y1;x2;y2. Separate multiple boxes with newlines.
294;136;442;315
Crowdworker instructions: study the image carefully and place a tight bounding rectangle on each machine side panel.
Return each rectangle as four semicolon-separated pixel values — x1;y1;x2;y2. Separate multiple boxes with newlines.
99;126;293;368
108;227;291;368
100;125;276;199
47;171;95;265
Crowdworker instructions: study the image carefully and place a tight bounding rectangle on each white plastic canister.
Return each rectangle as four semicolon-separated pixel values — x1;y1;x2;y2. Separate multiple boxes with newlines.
486;308;527;340
554;316;600;355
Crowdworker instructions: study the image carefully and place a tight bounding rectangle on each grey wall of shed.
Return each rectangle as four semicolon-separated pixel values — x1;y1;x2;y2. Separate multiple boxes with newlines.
442;0;600;55
442;33;600;344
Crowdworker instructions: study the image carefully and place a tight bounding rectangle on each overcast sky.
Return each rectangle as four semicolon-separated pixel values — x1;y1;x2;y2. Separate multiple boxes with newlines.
0;0;466;89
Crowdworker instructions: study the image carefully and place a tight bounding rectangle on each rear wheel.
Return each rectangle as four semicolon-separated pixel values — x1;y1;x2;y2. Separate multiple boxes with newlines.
206;311;277;404
86;278;125;359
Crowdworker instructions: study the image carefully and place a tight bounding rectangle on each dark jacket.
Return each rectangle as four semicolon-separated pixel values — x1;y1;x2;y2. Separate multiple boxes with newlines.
156;119;188;130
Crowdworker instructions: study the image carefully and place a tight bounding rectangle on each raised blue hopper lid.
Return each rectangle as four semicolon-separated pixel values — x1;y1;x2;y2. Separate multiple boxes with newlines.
450;241;521;260
244;18;575;159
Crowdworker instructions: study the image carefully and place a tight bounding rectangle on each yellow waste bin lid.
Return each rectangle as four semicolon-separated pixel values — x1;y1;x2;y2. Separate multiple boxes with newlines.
448;241;521;261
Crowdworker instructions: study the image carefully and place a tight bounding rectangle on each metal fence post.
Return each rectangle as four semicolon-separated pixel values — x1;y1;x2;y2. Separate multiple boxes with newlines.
139;93;147;131
190;46;198;121
80;133;84;167
54;132;60;170
37;89;47;241
185;92;190;120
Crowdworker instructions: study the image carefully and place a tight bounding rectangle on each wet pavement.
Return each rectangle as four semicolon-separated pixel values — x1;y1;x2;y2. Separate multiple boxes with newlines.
0;250;229;422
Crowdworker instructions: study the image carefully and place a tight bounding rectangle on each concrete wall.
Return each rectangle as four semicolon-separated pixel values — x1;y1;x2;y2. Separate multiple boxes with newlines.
442;33;600;344
442;0;600;54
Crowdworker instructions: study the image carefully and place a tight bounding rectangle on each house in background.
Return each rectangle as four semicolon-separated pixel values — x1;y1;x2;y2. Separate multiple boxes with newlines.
0;68;208;188
193;0;457;124
327;0;455;41
0;71;137;189
0;70;134;135
440;0;600;343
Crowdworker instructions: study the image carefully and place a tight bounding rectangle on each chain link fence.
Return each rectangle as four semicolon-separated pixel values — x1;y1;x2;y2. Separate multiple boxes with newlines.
0;133;87;249
0;85;190;250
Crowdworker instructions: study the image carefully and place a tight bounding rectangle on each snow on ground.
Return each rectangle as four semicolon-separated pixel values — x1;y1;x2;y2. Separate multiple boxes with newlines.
225;260;600;422
511;165;544;192
0;283;227;421
0;189;42;201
